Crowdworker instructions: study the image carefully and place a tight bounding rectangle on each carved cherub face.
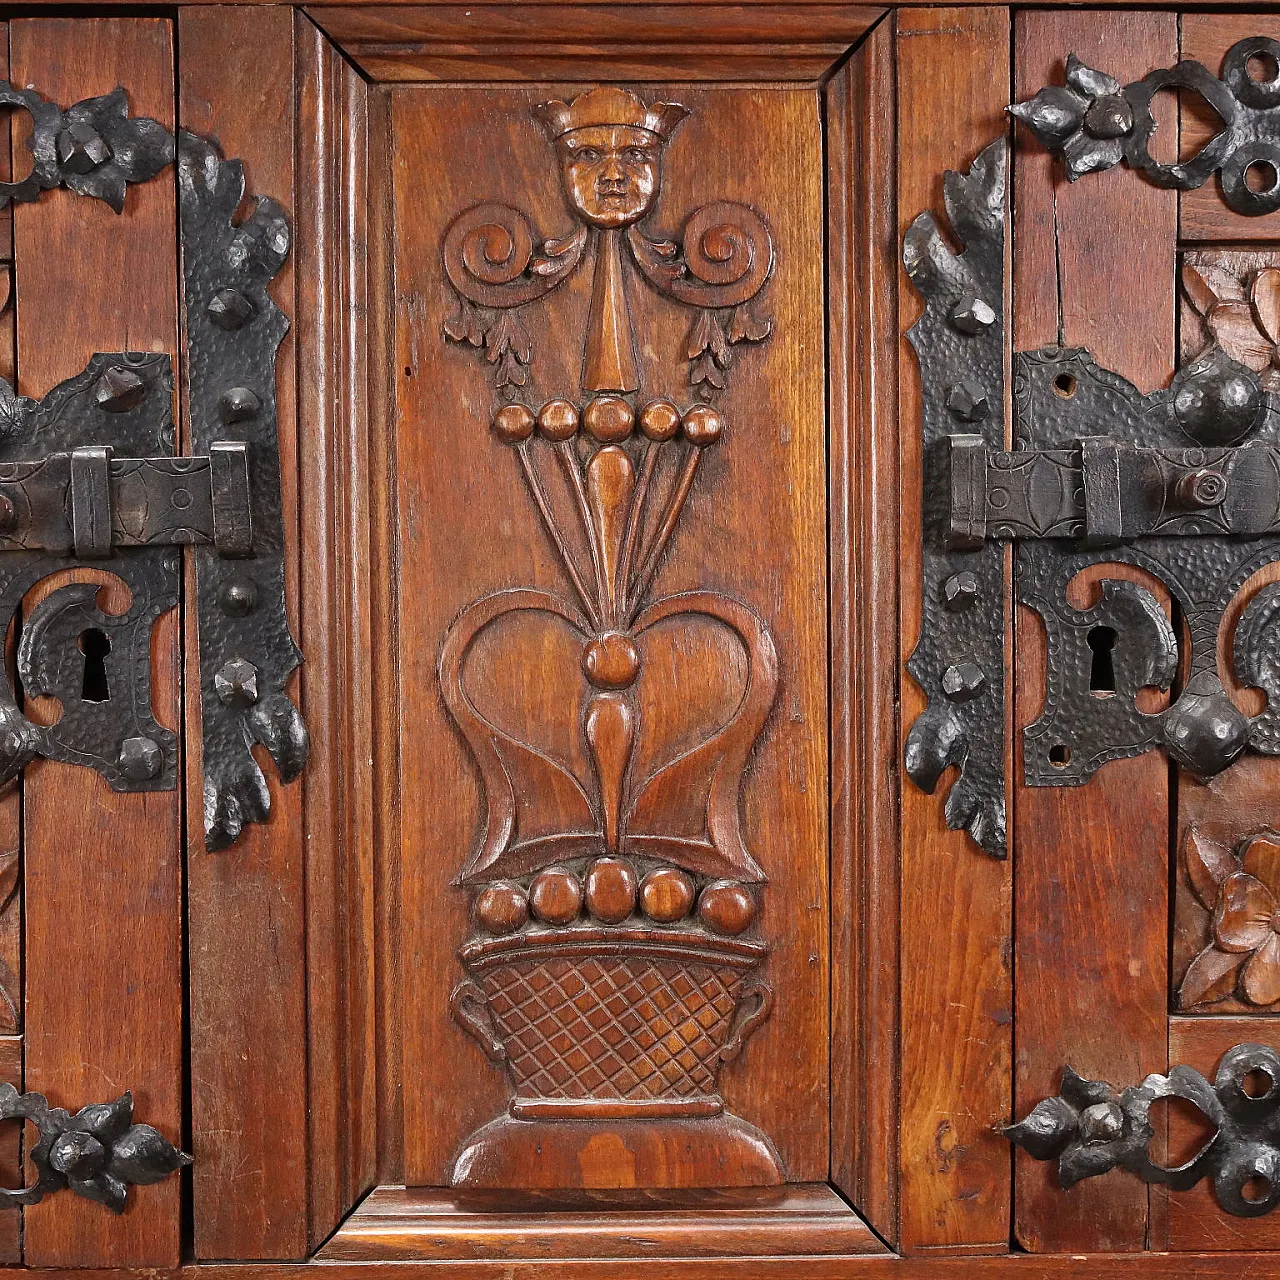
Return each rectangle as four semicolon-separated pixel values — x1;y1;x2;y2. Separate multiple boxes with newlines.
557;125;662;229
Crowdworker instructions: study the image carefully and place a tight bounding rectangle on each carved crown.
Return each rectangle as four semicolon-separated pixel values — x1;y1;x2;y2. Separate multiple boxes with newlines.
533;87;690;142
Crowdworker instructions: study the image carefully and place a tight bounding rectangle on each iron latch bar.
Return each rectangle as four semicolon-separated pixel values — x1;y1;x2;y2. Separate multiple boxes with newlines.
949;436;1280;545
0;442;253;556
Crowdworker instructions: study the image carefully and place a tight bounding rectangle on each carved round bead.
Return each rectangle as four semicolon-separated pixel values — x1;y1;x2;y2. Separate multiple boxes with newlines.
493;402;535;444
537;399;579;441
583;395;634;443
583;631;641;689
584;857;638;923
682;404;724;447
529;866;582;924
638;398;682;442
697;880;756;935
475;881;529;935
640;867;696;922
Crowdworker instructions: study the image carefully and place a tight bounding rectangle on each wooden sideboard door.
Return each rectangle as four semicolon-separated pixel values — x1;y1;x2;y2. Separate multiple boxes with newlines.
898;5;1280;1261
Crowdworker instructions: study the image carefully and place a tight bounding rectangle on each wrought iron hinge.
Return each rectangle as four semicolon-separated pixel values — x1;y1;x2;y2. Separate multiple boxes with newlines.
0;81;306;851
904;39;1280;860
1008;1044;1280;1218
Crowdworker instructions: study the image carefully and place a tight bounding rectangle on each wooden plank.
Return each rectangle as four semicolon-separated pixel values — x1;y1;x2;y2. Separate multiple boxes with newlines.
1011;9;1178;1255
0;24;18;1266
10;1249;1280;1280
319;1184;886;1261
827;13;899;1245
294;10;378;1249
10;16;183;1268
307;5;884;82
368;80;404;1187
177;7;309;1260
895;5;1012;1255
393;82;828;1185
1181;14;1280;243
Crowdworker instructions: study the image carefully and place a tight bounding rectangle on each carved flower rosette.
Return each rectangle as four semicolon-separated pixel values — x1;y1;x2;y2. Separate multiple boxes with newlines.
437;88;779;1172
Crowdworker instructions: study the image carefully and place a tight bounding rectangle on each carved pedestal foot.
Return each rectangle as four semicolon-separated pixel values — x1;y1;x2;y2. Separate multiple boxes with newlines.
448;1112;784;1189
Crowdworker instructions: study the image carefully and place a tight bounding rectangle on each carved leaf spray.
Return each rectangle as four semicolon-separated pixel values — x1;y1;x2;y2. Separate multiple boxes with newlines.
906;37;1280;1217
440;88;782;1186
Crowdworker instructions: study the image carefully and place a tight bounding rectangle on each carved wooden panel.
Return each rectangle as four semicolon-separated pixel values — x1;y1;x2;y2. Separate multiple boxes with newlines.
392;82;826;1187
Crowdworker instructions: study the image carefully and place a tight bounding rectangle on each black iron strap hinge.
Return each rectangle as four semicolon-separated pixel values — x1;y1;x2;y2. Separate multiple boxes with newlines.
0;79;307;854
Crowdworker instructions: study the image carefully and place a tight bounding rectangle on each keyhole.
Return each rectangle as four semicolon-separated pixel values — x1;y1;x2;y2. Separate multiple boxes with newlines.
78;628;110;702
1088;625;1117;696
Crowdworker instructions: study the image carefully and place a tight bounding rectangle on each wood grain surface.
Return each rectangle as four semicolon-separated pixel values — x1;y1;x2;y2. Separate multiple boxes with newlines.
178;6;310;1259
391;80;828;1186
827;11;899;1246
307;6;885;81
896;5;1012;1255
11;17;183;1268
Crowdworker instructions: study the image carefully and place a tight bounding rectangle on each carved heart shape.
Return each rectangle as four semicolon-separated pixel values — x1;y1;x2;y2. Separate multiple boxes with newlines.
440;587;777;885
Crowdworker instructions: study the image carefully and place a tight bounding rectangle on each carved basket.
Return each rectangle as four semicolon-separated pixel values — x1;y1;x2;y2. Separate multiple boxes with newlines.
450;926;771;1118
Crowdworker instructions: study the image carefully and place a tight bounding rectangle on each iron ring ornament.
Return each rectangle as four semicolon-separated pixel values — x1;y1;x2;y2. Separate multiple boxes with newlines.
0;1086;189;1214
0;80;307;852
1011;36;1280;217
1008;1045;1280;1218
905;45;1280;864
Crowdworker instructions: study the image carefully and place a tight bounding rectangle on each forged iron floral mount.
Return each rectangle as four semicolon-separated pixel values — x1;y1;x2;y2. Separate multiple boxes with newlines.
1012;36;1280;216
1007;1045;1280;1218
905;126;1280;859
0;81;306;851
0;1085;189;1213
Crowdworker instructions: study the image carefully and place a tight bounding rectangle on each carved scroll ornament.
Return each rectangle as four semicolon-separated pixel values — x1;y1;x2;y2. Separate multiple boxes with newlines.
439;88;782;1187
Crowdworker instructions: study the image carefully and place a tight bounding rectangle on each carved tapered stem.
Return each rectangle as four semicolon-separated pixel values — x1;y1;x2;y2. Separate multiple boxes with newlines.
584;691;635;853
627;447;702;621
516;442;601;629
618;441;659;620
556;439;609;624
585;446;636;629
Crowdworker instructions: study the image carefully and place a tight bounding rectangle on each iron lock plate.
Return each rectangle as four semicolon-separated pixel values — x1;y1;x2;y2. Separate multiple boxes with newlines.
904;37;1280;863
0;81;306;852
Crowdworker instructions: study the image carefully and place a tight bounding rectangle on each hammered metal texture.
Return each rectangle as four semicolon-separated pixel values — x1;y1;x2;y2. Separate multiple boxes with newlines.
1013;347;1280;785
902;140;1008;857
177;131;306;851
0;353;178;790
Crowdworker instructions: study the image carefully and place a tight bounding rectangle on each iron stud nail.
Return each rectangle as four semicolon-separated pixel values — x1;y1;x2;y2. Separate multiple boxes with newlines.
118;735;162;782
942;660;986;701
943;571;980;611
949;295;996;335
218;387;261;424
946;378;990;423
215;657;259;709
57;120;112;175
217;575;258;617
94;366;146;413
207;288;254;330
